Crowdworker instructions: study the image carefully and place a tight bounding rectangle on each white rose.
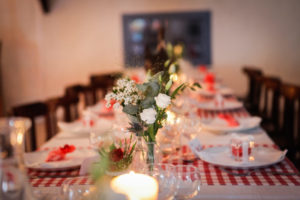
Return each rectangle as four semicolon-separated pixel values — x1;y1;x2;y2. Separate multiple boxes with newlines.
140;108;157;124
155;93;171;108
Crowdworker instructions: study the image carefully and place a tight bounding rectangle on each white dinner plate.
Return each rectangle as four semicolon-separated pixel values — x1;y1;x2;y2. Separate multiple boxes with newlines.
196;100;243;111
58;119;112;134
197;87;234;97
197;146;287;169
201;116;261;133
24;148;97;171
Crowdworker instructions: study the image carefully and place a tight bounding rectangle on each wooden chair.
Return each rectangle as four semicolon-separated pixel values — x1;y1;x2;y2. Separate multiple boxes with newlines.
250;72;264;116
13;102;51;151
65;84;94;107
260;76;281;136
46;94;80;135
242;67;263;115
59;95;80;122
90;72;122;103
279;83;300;167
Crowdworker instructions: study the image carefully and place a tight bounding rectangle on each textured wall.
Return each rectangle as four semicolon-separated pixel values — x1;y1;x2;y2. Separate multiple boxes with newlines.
0;0;299;112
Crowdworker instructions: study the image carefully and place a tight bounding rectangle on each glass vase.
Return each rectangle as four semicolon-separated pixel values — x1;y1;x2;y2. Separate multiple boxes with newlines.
131;136;161;172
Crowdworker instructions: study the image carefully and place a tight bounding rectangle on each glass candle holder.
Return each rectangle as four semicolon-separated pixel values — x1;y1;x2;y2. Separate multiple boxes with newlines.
230;134;254;162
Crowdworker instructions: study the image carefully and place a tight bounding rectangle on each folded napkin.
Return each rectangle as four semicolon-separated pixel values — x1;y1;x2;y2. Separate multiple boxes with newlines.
45;144;76;162
204;73;215;84
214;94;224;107
79;156;99;176
218;113;239;127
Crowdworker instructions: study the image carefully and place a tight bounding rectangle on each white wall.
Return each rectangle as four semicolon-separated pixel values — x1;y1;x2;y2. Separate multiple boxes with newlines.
0;0;300;112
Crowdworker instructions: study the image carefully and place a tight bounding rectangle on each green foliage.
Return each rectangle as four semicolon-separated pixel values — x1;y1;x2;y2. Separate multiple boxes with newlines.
123;104;139;115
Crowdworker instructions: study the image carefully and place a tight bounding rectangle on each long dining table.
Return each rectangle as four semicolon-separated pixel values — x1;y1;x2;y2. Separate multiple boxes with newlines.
28;78;300;200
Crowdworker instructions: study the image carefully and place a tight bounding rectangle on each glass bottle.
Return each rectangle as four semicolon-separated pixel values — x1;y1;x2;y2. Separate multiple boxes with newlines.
0;117;36;200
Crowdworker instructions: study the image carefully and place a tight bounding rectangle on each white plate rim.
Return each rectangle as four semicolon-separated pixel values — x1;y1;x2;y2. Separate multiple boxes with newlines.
201;117;261;133
197;146;285;169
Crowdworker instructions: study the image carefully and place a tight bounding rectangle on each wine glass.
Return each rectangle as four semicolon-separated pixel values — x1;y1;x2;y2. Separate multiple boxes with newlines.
145;164;178;200
173;165;201;199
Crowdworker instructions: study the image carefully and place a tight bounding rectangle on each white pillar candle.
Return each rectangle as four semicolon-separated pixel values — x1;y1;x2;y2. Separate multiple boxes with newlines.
110;171;158;200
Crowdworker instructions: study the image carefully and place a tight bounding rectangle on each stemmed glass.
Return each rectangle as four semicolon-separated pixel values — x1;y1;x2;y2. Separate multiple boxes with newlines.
173;165;201;199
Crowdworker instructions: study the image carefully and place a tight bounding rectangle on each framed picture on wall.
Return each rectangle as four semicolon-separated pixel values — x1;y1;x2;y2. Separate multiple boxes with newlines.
123;11;211;67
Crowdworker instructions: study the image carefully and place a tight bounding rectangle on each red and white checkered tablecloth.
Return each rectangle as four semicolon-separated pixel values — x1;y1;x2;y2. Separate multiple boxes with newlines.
165;145;300;186
28;144;300;187
28;105;300;188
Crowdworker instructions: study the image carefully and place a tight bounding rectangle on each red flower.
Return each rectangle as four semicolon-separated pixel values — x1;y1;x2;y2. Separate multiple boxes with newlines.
106;99;116;111
109;148;124;162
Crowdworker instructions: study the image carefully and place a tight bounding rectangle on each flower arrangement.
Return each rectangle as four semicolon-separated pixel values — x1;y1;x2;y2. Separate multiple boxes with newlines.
105;71;200;166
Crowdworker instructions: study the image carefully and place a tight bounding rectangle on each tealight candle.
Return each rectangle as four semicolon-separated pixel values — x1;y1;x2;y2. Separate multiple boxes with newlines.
110;171;158;200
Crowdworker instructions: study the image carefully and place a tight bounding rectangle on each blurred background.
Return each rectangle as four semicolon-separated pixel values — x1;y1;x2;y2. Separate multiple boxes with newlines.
0;0;299;114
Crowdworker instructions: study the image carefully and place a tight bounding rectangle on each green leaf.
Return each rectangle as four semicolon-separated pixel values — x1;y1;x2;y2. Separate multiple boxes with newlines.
145;81;160;97
137;84;147;93
166;42;173;58
165;79;173;92
123;105;139;115
193;82;201;88
164;59;170;68
127;115;140;124
149;71;164;82
171;83;186;99
141;97;155;109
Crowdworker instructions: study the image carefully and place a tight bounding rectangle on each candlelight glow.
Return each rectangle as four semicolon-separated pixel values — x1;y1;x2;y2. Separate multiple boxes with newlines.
166;111;176;125
110;171;158;200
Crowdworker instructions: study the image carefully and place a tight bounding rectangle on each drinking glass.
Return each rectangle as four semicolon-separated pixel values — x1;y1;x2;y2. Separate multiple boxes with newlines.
61;178;93;200
89;129;113;150
230;135;254;162
144;164;178;200
174;165;201;199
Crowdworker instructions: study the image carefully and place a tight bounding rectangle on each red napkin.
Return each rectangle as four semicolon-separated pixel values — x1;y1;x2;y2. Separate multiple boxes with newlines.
45;144;76;162
198;65;207;73
232;146;252;157
218;113;239;127
204;73;215;84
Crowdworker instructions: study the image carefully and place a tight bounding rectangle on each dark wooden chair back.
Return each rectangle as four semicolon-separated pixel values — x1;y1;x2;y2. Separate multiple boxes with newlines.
65;84;94;107
60;95;80;122
261;76;281;130
45;94;80;137
251;72;264;115
280;83;300;161
90;72;122;103
242;67;263;114
13;102;50;151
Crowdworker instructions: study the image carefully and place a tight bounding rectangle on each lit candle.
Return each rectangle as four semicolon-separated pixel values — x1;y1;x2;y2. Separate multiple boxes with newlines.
110;171;158;200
